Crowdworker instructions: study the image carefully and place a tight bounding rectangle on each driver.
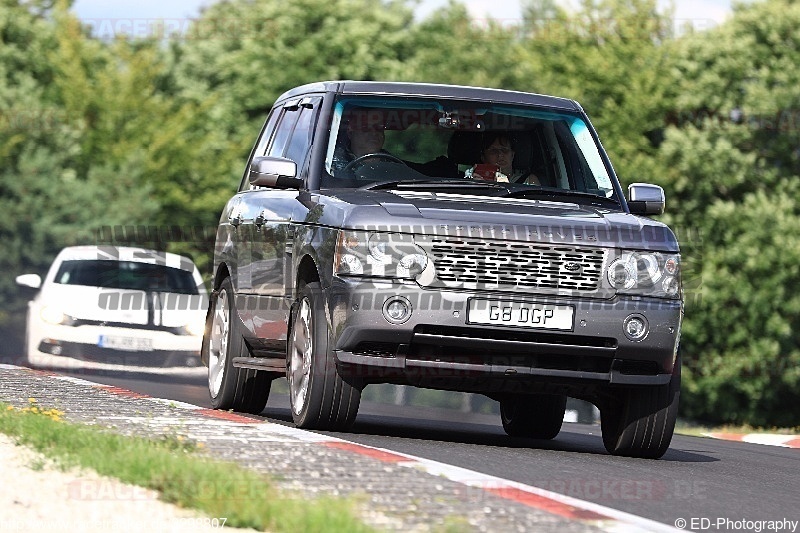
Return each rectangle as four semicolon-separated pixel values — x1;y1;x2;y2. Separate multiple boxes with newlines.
332;108;398;175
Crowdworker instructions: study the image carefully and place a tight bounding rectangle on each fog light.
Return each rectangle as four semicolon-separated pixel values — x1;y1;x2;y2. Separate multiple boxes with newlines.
383;296;412;324
623;314;648;341
41;339;63;355
183;320;206;337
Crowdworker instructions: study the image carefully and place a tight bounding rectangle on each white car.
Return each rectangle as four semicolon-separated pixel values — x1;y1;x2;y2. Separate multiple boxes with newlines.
16;246;208;369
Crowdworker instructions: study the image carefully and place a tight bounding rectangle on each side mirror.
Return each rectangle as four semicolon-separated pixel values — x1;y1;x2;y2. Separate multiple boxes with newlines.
16;273;42;289
627;183;665;216
249;156;302;189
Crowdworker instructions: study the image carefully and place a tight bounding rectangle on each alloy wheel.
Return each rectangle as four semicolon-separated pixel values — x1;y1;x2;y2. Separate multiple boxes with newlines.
208;288;229;398
289;297;313;415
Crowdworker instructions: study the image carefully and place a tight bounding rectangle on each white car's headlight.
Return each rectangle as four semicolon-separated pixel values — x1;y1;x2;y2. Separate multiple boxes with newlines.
335;230;429;280
182;320;206;337
40;306;75;325
606;252;681;298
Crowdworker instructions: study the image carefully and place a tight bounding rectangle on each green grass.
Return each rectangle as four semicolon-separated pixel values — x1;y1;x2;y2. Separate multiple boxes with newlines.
0;401;374;533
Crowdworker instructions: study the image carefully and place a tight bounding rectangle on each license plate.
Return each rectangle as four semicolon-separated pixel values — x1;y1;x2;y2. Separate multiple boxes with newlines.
98;335;154;352
467;300;574;330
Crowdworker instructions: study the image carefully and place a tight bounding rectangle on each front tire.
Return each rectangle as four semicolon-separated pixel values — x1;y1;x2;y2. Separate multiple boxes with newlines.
500;394;567;440
206;277;271;414
288;282;360;430
23;320;33;366
600;353;681;459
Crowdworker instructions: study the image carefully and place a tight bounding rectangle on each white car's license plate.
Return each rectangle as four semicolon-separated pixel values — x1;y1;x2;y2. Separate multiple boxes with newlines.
98;335;154;352
467;300;574;330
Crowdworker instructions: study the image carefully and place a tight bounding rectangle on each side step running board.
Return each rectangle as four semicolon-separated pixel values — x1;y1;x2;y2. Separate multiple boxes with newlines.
232;357;286;373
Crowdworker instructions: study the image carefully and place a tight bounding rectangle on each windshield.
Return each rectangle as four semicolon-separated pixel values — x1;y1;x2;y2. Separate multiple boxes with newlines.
54;260;199;294
322;96;616;201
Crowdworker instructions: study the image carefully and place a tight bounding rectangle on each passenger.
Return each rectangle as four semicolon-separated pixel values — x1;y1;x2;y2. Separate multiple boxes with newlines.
466;133;541;185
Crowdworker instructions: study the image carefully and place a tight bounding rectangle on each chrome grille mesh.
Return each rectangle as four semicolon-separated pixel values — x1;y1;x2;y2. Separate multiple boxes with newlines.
429;239;606;291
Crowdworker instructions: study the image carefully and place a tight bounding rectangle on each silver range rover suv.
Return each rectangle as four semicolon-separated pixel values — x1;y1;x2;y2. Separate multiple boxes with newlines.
201;81;683;459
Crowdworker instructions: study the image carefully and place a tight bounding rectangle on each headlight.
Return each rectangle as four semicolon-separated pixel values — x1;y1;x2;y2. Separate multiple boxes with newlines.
606;252;681;298
40;306;76;325
183;320;206;337
335;230;429;280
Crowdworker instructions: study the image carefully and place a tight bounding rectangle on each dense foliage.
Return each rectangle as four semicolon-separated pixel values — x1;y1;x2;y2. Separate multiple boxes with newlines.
1;0;798;426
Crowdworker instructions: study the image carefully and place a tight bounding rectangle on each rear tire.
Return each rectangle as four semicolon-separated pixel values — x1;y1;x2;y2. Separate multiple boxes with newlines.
600;353;681;459
288;282;360;430
206;277;271;414
500;394;567;440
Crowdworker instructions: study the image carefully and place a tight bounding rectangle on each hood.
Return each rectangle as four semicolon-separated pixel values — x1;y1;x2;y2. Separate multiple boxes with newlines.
40;284;208;328
319;189;679;252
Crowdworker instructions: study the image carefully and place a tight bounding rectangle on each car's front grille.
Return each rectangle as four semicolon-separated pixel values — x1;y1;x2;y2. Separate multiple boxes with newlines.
428;239;606;291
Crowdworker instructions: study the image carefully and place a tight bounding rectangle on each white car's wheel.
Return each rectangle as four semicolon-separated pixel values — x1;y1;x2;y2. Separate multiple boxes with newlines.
23;309;48;368
23;321;34;367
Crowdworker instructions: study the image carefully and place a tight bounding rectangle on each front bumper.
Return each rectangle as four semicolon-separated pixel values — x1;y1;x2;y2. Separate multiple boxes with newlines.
328;277;682;393
31;323;202;368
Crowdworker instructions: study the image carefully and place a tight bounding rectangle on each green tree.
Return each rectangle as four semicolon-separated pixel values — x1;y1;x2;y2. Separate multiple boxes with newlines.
169;0;418;140
0;2;163;353
163;0;424;262
517;0;678;184
656;0;800;426
401;3;528;89
2;0;797;427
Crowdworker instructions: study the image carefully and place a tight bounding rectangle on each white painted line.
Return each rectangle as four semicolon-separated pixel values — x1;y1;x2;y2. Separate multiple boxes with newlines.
414;455;679;532
21;357;207;377
250;422;342;443
2;365;682;531
315;442;680;533
53;375;106;387
742;434;796;447
703;432;800;449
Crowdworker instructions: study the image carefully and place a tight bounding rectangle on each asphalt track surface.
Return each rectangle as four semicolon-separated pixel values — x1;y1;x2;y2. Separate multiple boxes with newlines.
40;362;800;532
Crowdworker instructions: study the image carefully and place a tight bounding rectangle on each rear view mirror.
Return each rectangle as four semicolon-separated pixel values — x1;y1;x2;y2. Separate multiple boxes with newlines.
16;273;42;289
628;183;665;215
249;156;302;189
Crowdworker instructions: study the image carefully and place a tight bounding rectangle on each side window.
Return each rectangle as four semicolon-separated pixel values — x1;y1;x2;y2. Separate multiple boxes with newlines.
239;108;281;191
283;98;321;174
266;108;300;158
253;109;281;158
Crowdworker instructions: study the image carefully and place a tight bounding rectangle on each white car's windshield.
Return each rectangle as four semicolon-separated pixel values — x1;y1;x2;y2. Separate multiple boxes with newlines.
54;260;199;294
323;96;616;201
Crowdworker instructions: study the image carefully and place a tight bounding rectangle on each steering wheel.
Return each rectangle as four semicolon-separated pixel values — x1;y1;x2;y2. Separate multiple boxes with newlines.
343;152;406;173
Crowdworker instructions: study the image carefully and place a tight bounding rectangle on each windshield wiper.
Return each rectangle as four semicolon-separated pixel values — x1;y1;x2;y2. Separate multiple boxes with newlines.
504;188;620;205
360;179;506;191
